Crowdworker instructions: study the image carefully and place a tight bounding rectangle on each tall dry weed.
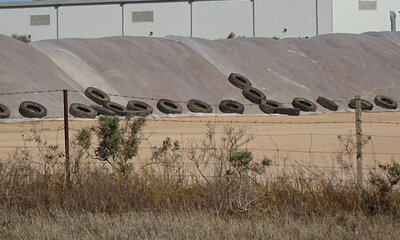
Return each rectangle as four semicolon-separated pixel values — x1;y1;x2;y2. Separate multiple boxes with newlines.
0;118;399;219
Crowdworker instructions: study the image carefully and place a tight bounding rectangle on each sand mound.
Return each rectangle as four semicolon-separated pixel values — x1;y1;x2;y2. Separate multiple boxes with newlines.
0;32;399;118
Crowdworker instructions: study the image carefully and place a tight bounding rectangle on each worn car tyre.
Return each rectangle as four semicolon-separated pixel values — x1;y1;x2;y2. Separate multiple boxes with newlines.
316;96;339;111
69;103;97;119
219;100;244;114
90;105;115;116
275;107;300;116
374;95;397;109
84;87;110;105
292;97;317;112
157;99;183;114
103;102;128;116
187;99;212;113
126;100;153;116
242;86;266;104
228;73;252;89
19;101;47;118
259;100;283;114
0;104;10;119
348;99;373;111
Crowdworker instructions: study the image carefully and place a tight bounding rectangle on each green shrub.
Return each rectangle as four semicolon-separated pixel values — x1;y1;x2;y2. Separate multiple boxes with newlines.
76;116;145;176
379;161;400;186
229;150;253;169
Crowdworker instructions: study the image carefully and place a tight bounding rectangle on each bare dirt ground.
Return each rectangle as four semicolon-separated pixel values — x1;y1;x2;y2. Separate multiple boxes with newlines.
1;111;399;170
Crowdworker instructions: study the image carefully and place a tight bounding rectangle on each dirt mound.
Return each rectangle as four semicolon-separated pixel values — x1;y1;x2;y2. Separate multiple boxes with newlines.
0;32;399;118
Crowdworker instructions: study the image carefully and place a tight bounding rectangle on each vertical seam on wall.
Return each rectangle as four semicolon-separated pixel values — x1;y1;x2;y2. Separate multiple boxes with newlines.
56;6;59;39
121;3;124;36
190;1;193;37
331;0;333;32
316;0;319;36
252;0;255;37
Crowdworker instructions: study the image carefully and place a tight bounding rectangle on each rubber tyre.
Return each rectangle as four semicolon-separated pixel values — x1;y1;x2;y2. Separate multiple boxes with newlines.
242;86;266;104
219;100;244;114
187;99;212;113
103;102;128;116
228;73;252;89
374;95;397;109
0;103;10;119
275;107;300;116
84;87;110;105
90;105;115;116
348;99;373;111
316;96;338;111
126;100;153;116
69;103;97;119
292;97;317;112
19;101;47;118
157;99;183;114
259;100;283;114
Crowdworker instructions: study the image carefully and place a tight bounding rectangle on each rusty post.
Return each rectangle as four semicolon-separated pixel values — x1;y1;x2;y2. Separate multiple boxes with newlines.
63;89;70;187
355;95;363;185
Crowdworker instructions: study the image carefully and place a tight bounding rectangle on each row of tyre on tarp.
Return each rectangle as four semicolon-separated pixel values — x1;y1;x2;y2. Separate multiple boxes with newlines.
0;73;397;119
226;73;398;116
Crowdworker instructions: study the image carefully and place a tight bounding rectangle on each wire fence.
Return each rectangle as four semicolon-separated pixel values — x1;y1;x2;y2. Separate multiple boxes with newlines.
1;89;400;173
1;122;399;169
0;88;398;107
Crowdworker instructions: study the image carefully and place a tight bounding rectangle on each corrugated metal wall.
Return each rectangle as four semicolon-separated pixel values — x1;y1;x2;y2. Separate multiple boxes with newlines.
0;0;332;41
255;0;317;38
59;5;122;38
192;0;253;39
333;0;400;33
124;2;190;37
0;7;56;41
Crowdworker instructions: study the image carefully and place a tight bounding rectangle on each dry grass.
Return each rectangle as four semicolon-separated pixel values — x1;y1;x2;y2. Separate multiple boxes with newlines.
1;145;399;217
1;121;400;239
1;209;399;239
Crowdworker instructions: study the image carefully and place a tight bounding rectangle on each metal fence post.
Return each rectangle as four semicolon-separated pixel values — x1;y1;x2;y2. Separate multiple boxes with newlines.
63;89;70;187
355;95;363;185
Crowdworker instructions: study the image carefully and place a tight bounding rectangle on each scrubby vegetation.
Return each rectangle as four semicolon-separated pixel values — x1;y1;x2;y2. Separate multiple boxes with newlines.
0;116;400;238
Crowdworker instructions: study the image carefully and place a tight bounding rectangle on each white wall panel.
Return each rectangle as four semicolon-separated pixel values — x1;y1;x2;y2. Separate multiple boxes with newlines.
192;0;253;39
255;0;317;38
124;2;190;37
59;5;122;38
0;7;56;41
318;0;333;35
333;0;400;33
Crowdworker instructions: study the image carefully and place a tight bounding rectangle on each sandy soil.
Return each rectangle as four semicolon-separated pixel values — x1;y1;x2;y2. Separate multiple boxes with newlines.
1;111;399;171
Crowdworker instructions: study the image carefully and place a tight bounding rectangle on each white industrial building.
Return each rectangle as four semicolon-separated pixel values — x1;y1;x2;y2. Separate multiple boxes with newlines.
0;0;398;42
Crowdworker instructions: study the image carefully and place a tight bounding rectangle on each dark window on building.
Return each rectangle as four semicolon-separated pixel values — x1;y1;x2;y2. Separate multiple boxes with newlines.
30;15;50;26
132;11;154;23
359;0;377;10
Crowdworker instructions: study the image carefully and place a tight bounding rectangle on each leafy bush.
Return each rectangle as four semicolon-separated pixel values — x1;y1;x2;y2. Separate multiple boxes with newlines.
229;150;253;169
76;116;145;176
379;161;400;186
227;32;236;39
261;156;272;166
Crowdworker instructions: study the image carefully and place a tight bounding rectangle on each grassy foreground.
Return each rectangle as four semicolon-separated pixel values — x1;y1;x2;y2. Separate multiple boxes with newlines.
0;163;399;239
1;117;400;239
1;209;399;239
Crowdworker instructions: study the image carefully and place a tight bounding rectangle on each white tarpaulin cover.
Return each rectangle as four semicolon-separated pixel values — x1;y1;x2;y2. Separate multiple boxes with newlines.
0;32;399;118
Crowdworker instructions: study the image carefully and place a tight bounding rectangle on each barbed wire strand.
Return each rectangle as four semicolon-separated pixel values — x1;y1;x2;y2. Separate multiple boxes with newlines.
1;89;399;106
